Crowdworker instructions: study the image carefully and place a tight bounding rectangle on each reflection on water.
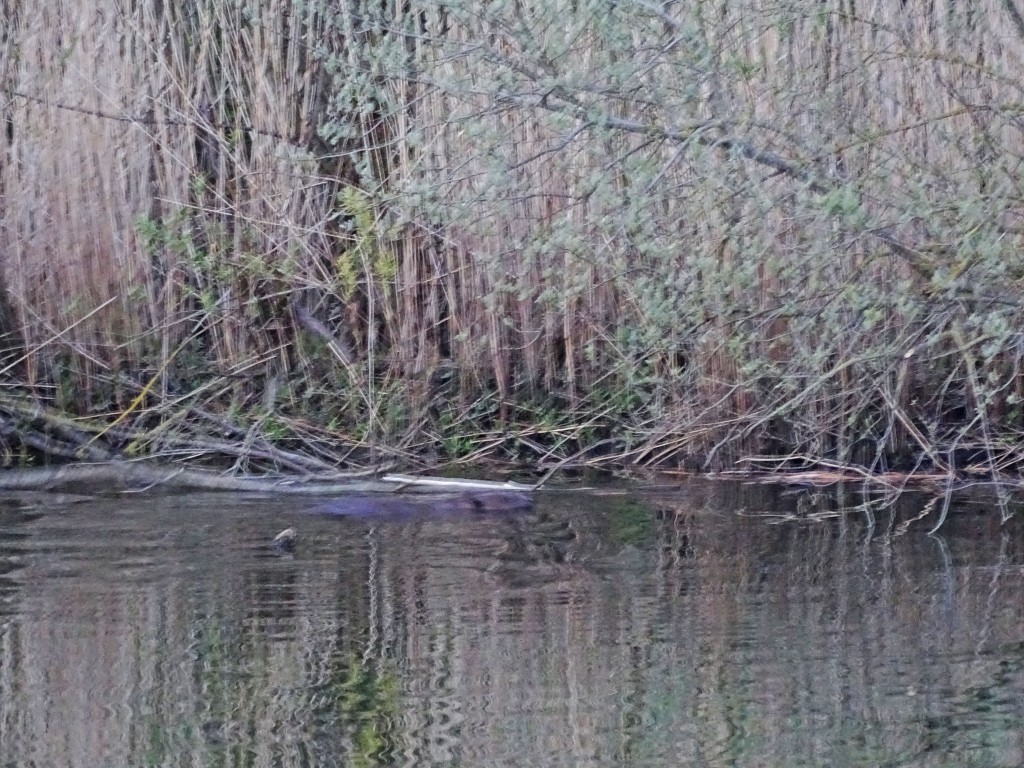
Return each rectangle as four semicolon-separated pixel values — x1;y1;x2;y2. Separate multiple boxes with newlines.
0;482;1023;767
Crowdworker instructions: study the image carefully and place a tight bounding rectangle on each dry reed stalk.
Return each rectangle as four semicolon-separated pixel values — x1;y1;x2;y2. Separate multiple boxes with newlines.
2;0;344;401
2;1;157;389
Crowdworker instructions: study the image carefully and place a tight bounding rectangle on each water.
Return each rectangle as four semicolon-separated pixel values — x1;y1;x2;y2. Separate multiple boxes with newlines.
0;480;1022;767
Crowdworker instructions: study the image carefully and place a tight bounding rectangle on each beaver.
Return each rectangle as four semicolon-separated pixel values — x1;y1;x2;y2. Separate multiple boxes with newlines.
311;490;533;518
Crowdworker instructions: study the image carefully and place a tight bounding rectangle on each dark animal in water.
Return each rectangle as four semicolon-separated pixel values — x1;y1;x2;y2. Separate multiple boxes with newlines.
310;490;533;519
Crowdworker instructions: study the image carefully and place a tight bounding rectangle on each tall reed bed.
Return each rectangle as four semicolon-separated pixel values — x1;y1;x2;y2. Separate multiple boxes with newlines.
368;0;1024;472
0;0;351;456
1;0;1023;473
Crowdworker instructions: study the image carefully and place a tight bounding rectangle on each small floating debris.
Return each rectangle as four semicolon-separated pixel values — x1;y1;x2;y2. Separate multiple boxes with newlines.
271;527;297;551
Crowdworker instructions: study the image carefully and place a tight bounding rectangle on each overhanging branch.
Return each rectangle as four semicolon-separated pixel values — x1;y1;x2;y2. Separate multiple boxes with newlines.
532;90;937;282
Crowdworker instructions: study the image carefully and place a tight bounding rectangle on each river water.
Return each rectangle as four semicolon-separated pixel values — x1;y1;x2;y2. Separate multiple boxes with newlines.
0;480;1022;767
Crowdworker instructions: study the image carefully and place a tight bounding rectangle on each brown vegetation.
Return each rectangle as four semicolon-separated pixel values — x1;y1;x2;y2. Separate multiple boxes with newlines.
2;0;1024;490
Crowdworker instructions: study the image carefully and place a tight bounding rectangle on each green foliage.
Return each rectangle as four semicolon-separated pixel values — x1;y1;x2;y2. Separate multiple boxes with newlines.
335;186;398;300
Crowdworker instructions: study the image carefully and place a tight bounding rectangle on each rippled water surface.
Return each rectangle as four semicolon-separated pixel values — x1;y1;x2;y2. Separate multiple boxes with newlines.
1;481;1023;767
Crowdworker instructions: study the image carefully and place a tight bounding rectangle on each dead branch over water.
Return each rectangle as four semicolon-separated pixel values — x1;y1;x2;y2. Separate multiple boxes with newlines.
2;1;1024;487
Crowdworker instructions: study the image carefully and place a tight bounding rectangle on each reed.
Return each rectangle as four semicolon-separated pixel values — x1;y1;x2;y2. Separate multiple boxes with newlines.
1;0;1023;474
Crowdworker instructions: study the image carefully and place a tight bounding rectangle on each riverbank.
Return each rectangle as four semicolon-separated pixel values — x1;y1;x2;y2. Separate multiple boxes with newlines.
4;2;1024;487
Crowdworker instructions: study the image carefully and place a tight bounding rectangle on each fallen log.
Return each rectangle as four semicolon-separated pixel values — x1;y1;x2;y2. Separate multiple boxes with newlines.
382;474;535;492
0;461;539;497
